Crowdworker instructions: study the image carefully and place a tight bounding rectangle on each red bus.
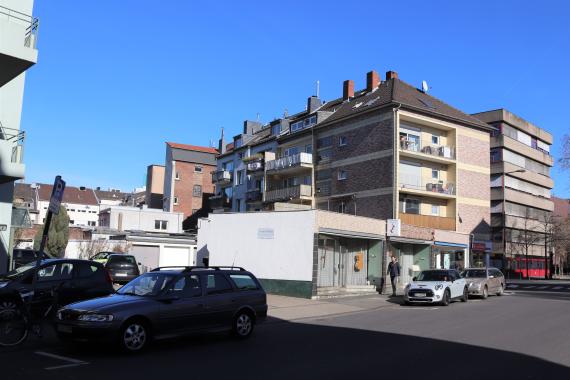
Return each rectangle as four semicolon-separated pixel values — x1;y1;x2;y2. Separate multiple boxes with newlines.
511;257;550;278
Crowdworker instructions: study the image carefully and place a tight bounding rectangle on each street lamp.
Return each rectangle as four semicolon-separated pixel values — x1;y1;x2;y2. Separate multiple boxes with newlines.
502;169;525;277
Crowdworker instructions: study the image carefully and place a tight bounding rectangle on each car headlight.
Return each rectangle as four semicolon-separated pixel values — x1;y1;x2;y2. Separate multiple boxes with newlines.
77;314;114;322
0;282;8;289
434;284;443;290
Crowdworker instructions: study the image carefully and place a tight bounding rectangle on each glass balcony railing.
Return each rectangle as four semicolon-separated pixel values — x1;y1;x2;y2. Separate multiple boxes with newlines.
399;178;456;195
400;140;455;160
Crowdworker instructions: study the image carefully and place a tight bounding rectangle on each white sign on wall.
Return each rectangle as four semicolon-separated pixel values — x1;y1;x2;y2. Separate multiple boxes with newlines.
387;219;401;237
257;228;275;239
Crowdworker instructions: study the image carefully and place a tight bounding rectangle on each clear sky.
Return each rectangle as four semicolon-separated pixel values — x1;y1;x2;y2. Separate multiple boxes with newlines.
21;0;570;196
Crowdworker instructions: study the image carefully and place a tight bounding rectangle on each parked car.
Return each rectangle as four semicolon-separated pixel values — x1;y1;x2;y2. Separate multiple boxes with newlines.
461;267;505;299
89;251;115;265
0;259;114;315
12;249;50;269
55;266;268;352
404;269;468;306
105;254;140;284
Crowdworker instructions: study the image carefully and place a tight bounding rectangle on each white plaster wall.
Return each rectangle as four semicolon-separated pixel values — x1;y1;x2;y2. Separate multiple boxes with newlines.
197;211;316;281
37;200;99;227
102;206;183;233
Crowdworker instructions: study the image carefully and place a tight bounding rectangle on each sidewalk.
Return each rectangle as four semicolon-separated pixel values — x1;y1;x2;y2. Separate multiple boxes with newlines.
267;294;395;322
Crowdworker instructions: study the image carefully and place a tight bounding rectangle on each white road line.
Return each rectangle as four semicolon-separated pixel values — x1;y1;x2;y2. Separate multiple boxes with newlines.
34;351;88;371
553;286;563;290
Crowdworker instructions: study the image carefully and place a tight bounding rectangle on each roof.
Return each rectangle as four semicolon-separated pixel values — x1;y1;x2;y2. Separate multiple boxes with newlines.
318;78;492;130
14;183;34;202
166;142;218;154
37;184;99;206
94;189;129;202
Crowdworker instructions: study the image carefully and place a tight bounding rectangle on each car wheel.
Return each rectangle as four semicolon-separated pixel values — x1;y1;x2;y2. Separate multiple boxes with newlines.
461;287;468;302
482;286;488;299
496;284;504;296
233;310;254;339
120;319;149;352
441;289;450;306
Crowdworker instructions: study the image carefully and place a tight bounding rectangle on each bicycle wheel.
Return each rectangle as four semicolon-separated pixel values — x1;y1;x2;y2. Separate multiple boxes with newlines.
0;309;28;347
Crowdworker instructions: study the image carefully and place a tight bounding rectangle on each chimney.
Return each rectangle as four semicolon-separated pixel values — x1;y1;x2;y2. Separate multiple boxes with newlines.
386;71;398;80
307;96;321;113
366;70;380;91
243;120;262;135
343;80;354;100
218;128;226;154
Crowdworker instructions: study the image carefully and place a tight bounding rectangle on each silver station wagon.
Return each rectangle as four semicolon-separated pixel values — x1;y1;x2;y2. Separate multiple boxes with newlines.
461;268;505;299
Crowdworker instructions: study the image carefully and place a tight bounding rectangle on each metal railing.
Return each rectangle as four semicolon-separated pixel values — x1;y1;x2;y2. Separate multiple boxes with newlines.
398;176;455;195
0;124;25;164
0;5;39;49
211;169;232;184
266;152;313;171
400;140;455;160
265;184;312;202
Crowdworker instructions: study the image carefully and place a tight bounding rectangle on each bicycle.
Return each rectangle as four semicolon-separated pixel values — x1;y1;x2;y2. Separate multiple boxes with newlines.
0;288;60;347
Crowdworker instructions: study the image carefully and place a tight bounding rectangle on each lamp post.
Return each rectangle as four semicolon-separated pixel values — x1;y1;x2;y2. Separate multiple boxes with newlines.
502;169;525;277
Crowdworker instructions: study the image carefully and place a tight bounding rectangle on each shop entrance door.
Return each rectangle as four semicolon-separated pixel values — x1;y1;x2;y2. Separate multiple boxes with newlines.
317;238;337;287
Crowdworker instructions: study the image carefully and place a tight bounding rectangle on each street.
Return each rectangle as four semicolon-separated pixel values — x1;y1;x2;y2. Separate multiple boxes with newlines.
1;288;569;379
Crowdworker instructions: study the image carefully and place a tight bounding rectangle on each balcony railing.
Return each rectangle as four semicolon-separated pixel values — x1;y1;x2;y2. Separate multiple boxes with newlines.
246;189;263;202
209;194;231;209
400;140;455;160
0;5;39;49
0;125;25;164
265;184;312;203
246;160;264;173
400;213;456;231
211;169;232;185
398;176;455;195
266;152;313;172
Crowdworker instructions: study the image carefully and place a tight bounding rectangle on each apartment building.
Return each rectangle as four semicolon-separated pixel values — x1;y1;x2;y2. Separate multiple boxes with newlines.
36;184;100;227
163;142;217;219
0;0;39;272
473;109;554;272
145;164;165;209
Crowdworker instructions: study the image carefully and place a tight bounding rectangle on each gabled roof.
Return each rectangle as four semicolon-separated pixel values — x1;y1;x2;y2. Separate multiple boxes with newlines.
166;142;218;154
14;183;34;202
94;189;129;202
37;184;99;206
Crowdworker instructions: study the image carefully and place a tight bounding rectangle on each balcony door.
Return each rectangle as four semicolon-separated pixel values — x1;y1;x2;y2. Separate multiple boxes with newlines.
399;161;422;190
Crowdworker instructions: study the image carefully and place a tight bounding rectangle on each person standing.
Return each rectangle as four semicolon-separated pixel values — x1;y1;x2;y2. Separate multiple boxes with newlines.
387;255;401;296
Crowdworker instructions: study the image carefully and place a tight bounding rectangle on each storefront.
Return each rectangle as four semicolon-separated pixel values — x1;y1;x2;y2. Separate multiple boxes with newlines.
433;241;468;271
387;237;432;293
470;240;492;268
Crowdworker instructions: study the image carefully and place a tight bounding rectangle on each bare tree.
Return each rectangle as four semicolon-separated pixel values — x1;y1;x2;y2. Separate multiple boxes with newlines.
509;209;543;279
77;239;111;260
552;217;570;275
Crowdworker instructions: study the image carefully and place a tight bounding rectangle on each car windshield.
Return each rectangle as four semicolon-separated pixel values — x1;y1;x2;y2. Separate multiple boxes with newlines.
110;256;136;265
4;261;38;278
117;272;176;296
461;269;487;278
416;271;451;282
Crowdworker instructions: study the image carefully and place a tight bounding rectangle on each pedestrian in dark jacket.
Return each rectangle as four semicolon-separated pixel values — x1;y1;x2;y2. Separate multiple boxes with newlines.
387;255;400;296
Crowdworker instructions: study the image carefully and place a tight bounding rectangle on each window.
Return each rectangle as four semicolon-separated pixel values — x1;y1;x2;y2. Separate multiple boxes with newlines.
206;274;234;295
77;263;100;278
338;170;348;181
195;165;203;173
339;136;348;146
170;275;201;298
490;148;502;163
229;274;258;290
88;221;96;227
317;136;333;149
431;168;439;179
431;204;440;216
193;185;202;197
175;172;180;180
431;135;439;145
37;263;74;282
305;144;313;154
283;147;299;157
271;124;282;136
338;202;347;214
291;121;304;132
400;197;420;214
155;220;168;230
174;196;179;205
236;170;245;185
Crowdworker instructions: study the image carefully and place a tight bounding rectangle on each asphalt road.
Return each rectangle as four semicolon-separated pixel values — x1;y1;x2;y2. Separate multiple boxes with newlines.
1;290;570;380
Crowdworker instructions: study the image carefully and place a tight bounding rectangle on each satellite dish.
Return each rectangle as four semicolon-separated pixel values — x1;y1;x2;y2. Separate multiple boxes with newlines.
421;80;429;93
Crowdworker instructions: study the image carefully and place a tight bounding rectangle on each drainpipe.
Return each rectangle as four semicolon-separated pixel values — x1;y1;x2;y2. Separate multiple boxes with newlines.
392;103;402;220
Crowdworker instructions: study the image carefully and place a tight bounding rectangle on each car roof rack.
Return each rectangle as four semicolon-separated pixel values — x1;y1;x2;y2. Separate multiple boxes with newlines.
150;266;246;272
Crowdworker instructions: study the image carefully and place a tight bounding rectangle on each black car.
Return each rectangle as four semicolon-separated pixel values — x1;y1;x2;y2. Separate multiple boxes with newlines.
12;249;50;269
0;259;115;315
56;266;268;352
105;254;140;284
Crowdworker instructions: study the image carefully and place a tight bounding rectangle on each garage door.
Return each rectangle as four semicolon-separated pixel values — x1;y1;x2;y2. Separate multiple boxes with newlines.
159;246;192;268
129;245;160;273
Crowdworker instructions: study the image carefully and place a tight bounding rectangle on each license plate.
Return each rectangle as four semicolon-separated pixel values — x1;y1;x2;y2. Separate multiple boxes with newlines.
415;293;426;297
115;273;127;277
57;324;72;333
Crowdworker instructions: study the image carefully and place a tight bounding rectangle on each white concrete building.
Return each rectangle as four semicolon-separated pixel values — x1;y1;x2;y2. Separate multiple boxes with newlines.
99;205;184;234
0;0;39;272
36;184;100;227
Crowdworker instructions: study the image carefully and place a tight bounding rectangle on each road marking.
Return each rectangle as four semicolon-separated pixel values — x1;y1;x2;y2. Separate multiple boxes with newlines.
537;286;549;289
553;286;563;290
34;351;88;371
508;284;519;288
524;286;536;289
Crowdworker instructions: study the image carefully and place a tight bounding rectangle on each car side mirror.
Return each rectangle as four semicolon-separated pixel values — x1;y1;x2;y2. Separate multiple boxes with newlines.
412;277;417;281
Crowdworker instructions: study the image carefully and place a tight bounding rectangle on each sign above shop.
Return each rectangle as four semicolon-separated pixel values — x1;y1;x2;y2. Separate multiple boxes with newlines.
387;219;401;237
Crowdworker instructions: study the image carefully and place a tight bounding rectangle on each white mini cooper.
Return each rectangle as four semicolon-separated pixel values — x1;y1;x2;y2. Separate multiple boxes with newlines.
403;269;468;306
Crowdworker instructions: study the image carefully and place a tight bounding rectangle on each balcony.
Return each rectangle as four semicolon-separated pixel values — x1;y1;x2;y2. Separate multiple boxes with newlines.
264;184;312;203
400;140;456;164
211;169;232;186
246;189;263;202
398;177;456;199
266;153;313;174
400;213;456;231
0;126;25;184
209;194;231;210
0;5;39;87
246;160;264;174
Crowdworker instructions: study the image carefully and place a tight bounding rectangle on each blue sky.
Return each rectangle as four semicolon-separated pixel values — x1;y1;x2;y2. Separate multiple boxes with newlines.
22;0;570;196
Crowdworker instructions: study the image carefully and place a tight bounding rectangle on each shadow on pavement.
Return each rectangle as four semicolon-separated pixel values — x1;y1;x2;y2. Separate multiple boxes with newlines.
52;319;569;379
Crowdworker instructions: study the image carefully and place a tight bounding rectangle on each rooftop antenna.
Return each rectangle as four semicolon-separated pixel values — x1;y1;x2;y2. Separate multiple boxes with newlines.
256;112;260;122
284;108;289;118
316;80;320;97
421;80;429;93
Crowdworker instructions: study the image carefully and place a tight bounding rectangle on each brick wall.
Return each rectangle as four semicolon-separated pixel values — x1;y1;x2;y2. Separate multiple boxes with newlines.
173;161;216;218
457;203;490;236
457;170;490;200
457;134;490;168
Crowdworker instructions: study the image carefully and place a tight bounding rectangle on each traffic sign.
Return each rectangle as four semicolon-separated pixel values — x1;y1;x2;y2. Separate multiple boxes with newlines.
48;176;66;214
